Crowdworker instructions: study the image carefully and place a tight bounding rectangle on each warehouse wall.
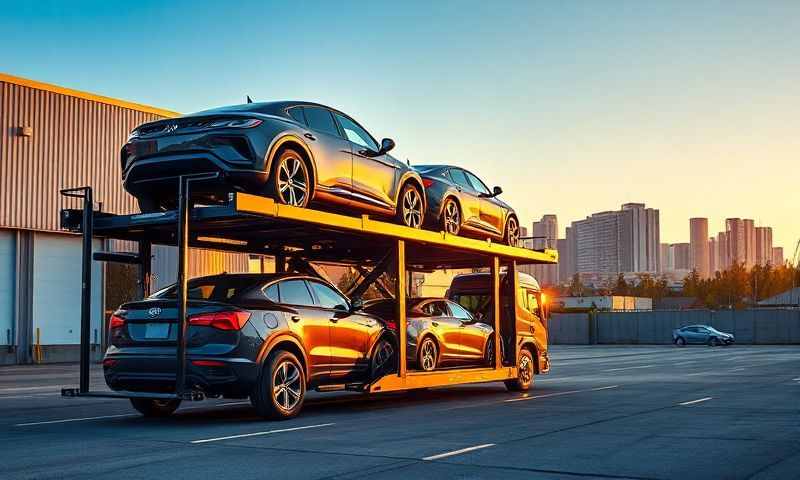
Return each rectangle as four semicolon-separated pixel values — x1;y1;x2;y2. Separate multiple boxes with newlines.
0;230;13;346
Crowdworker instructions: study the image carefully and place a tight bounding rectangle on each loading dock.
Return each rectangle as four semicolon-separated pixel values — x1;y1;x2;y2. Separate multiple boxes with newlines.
59;177;557;405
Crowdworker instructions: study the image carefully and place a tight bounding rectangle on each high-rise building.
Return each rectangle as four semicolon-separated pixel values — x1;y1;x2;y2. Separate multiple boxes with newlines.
717;231;729;271
708;237;717;274
568;203;660;278
726;219;746;267
772;247;784;266
531;215;558;285
619;203;660;273
557;238;569;283
755;227;773;266
744;219;756;267
659;243;671;272
671;243;691;270
689;218;710;277
564;226;577;282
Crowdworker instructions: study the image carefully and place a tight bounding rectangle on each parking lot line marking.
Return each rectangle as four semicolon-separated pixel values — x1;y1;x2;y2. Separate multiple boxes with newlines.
0;386;58;393
15;413;138;426
422;443;495;461
686;371;713;376
603;365;654;372
191;423;335;444
504;385;619;403
679;397;712;406
674;361;695;366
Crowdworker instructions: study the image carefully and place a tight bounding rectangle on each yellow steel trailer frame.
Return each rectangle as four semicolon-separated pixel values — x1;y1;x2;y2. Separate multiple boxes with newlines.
61;188;557;399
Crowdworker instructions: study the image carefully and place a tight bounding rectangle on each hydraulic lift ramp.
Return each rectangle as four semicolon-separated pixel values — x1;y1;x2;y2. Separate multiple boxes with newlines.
60;181;557;401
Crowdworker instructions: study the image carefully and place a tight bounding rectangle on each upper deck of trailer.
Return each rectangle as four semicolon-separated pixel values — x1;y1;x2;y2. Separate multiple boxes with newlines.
62;192;558;270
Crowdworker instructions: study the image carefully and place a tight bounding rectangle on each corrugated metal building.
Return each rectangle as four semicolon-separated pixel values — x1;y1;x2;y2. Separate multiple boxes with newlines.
0;73;260;364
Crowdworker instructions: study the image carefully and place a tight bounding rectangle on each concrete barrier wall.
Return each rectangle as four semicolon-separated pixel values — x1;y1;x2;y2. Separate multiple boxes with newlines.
550;309;800;345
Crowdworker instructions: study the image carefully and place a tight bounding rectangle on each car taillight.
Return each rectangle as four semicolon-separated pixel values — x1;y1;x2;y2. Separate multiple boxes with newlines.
385;320;397;330
188;311;251;331
109;315;126;329
422;178;435;188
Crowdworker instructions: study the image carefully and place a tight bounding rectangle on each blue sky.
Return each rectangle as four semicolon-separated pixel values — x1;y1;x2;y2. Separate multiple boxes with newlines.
2;0;798;252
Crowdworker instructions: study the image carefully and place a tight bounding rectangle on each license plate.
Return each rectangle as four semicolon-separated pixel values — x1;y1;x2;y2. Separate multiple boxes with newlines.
144;323;170;339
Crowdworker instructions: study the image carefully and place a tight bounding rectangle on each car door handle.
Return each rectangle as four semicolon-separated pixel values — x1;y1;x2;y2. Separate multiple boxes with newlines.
290;315;301;322
304;133;316;141
329;317;339;323
431;321;439;327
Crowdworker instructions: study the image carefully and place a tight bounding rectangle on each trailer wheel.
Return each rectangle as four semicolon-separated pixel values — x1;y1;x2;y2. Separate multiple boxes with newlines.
251;349;306;420
130;398;181;417
505;348;534;392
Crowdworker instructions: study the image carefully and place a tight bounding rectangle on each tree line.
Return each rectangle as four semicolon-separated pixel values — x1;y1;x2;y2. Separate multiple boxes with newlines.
560;263;799;309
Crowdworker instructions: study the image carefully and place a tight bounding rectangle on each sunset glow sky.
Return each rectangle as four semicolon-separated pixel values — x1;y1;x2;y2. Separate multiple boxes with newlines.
2;1;798;252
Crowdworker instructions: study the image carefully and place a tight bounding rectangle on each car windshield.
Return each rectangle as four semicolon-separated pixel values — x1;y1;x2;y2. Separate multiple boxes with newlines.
150;276;261;301
705;326;723;334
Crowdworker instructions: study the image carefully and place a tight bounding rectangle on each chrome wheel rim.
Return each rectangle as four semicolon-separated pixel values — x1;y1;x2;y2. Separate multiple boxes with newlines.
374;340;394;371
519;354;532;384
485;340;494;365
272;360;302;411
443;200;460;234
402;188;423;228
420;340;436;371
506;217;519;246
277;156;308;206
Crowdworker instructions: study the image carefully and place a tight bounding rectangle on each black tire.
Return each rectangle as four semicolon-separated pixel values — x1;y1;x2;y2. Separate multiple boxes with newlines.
505;348;534;392
269;148;311;207
441;198;461;235
137;196;163;213
675;337;686;346
370;337;397;380
251;349;306;420
396;183;424;229
129;398;181;417
504;216;520;246
484;335;495;367
709;337;720;347
417;336;438;372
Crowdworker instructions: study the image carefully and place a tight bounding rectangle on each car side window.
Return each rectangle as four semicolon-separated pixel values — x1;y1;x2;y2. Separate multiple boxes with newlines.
263;283;279;302
448;169;475;192
333;113;379;151
287;107;307;125
448;302;473;321
304;106;341;137
277;279;315;306
464;171;491;195
422;301;448;317
527;291;540;316
308;281;349;310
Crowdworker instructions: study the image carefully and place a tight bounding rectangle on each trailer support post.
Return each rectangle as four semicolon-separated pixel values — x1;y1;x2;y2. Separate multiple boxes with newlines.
491;256;502;369
174;177;191;396
395;240;407;378
138;240;152;299
79;188;93;394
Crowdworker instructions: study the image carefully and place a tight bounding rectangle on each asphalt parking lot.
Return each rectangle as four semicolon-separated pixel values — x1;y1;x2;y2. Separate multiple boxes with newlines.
1;345;799;480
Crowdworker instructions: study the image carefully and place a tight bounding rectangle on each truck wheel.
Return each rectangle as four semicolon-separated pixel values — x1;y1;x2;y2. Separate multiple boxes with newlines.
130;398;181;417
505;348;534;392
251;349;306;420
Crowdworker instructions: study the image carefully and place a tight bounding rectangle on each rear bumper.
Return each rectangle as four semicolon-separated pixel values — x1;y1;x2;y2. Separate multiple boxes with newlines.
103;354;259;397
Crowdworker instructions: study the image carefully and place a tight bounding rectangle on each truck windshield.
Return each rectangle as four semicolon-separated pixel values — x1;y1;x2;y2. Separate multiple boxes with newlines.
451;294;493;320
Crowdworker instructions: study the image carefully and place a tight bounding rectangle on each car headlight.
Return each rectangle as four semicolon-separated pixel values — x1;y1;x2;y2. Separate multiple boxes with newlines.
208;118;263;129
127;129;140;141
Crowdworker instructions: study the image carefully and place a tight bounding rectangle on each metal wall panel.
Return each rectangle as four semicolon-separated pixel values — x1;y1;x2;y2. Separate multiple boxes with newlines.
0;229;14;345
0;80;163;231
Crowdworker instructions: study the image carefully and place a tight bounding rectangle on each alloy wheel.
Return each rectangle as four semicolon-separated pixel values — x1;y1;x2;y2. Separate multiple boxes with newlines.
443;200;460;234
272;360;302;412
374;340;395;372
485;339;494;366
505;217;520;246
277;155;309;206
402;187;423;228
420;339;436;371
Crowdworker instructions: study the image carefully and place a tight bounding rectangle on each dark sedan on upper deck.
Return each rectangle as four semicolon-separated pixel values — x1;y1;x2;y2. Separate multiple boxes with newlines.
414;165;520;245
122;101;426;228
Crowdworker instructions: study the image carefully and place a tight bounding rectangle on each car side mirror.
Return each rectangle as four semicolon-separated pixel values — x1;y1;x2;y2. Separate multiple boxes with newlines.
377;138;395;155
350;297;364;312
492;186;502;196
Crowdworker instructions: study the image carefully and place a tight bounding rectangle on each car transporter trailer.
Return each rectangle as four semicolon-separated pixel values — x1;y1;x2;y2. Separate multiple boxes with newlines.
59;174;558;406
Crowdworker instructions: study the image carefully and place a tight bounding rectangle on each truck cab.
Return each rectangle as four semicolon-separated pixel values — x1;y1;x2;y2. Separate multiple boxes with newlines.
447;271;550;375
